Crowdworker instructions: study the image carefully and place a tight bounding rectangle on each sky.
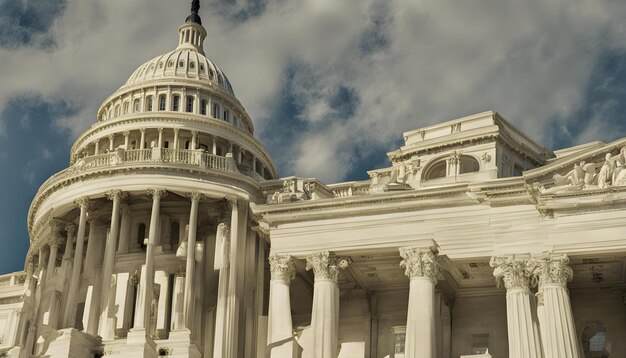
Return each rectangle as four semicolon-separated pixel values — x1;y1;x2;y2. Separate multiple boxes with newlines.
1;0;626;274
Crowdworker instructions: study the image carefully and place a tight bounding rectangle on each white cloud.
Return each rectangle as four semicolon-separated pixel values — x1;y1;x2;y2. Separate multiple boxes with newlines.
1;0;626;183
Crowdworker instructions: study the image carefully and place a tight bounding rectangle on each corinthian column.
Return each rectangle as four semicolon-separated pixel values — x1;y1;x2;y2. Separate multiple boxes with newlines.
183;192;203;330
399;246;439;358
46;224;65;282
267;253;295;357
533;253;580;358
305;251;349;358
133;188;167;331
490;255;543;358
99;190;127;340
63;197;90;328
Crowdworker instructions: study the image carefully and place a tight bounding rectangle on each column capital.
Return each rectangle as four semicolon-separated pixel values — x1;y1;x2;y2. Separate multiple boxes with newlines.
186;191;205;202
269;253;295;283
399;246;440;282
190;129;198;136
157;127;163;133
531;253;573;288
49;231;66;248
106;190;128;202
305;251;350;282
173;127;180;133
123;131;130;137
73;197;91;210
147;188;168;200
108;134;115;140
490;254;535;290
224;195;246;209
140;128;146;134
65;223;78;237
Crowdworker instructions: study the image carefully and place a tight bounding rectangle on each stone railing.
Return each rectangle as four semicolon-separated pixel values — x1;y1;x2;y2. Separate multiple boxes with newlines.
75;148;231;173
328;181;372;197
0;272;26;287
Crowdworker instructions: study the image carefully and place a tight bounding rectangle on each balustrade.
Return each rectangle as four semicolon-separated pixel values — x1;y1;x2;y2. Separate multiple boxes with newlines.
73;149;233;174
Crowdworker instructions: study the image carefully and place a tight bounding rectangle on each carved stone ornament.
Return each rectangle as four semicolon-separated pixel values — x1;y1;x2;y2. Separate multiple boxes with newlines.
536;290;544;307
531;253;573;288
305;251;349;282
269;253;295;283
106;190;128;202
224;195;245;210
186;191;205;202
48;230;66;248
73;197;90;210
399;246;439;282
65;224;78;238
489;255;535;290
128;270;140;287
147;188;168;200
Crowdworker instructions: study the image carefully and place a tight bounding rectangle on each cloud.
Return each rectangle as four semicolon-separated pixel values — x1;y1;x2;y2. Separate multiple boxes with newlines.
0;0;68;49
1;0;626;184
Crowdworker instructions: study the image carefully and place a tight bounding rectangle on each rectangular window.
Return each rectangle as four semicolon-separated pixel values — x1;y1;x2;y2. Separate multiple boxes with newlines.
224;109;229;122
391;326;406;355
172;95;180;112
159;95;166;111
213;104;220;118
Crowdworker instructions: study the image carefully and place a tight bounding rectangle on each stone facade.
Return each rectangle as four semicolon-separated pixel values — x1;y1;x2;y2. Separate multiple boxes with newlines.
0;2;625;358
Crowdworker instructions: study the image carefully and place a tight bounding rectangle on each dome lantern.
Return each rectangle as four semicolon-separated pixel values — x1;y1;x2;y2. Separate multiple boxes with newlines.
177;0;206;54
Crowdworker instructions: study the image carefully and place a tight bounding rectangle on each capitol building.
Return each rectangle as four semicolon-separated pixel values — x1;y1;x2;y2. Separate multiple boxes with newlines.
0;1;625;358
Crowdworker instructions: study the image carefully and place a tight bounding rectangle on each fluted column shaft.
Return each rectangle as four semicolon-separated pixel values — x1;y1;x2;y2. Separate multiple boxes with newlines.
267;253;295;357
183;192;202;329
399;246;439;358
305;251;349;358
490;255;543;358
134;188;166;330
534;254;580;358
99;190;126;339
46;236;61;282
213;222;230;358
63;198;89;328
223;197;247;358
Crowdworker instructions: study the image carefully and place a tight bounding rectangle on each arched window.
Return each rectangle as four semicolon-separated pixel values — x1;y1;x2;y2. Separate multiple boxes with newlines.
200;99;207;115
123;102;129;114
146;96;153;111
582;323;608;358
133;99;140;112
172;95;180;111
137;223;147;250
186;96;194;113
159;95;166;111
115;104;121;117
460;156;480;174
424;160;447;180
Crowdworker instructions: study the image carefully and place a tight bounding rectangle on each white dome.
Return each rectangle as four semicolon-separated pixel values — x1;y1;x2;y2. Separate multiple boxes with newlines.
124;49;235;96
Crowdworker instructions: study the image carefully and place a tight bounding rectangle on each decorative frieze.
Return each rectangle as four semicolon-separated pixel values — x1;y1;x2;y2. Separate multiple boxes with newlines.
399;246;439;283
489;255;534;290
305;251;349;282
269;254;295;283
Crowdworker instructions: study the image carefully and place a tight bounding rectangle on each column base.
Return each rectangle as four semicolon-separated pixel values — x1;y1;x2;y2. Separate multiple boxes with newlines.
43;328;101;358
126;328;157;358
167;329;202;358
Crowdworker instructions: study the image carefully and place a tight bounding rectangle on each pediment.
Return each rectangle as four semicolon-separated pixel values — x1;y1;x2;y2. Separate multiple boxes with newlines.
524;137;626;194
